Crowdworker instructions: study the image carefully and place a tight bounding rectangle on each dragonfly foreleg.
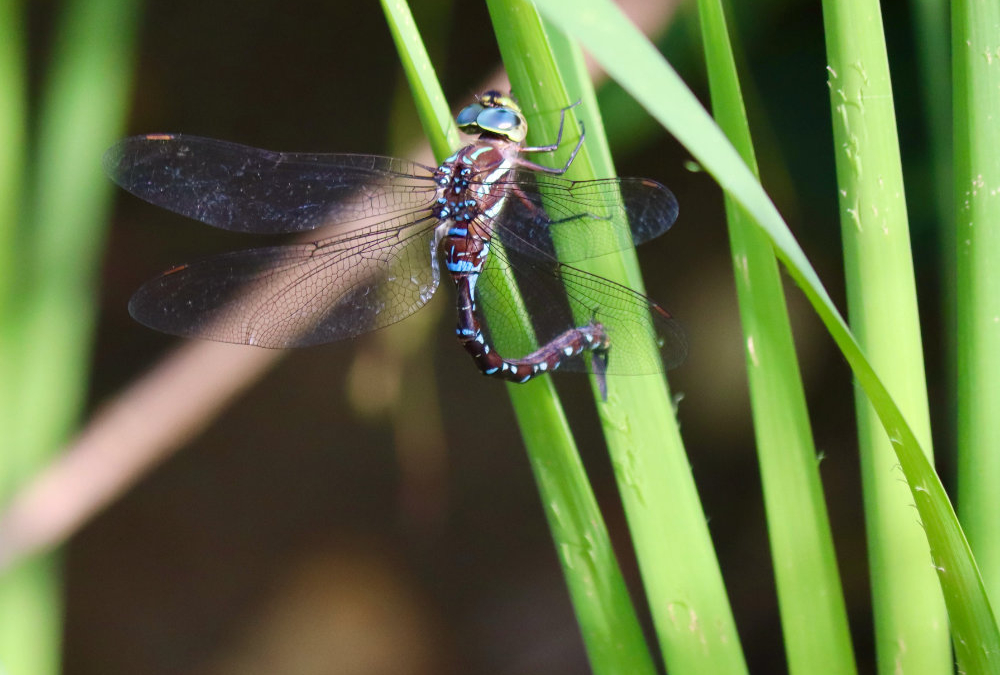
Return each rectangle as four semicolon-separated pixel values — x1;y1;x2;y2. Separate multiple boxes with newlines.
516;101;585;175
519;99;581;153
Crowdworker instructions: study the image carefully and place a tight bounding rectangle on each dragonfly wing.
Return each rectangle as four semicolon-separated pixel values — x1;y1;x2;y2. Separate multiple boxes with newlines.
487;172;678;263
129;215;440;347
474;242;686;376
104;135;438;233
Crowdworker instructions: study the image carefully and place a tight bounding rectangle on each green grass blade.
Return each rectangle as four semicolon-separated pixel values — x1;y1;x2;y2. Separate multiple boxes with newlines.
0;0;142;672
489;2;750;673
17;0;142;458
954;0;1000;611
819;0;951;672
380;0;458;157
0;0;25;332
379;4;658;673
0;6;60;675
0;557;62;675
0;0;27;472
697;1;857;673
908;0;952;337
504;391;660;675
531;0;1000;669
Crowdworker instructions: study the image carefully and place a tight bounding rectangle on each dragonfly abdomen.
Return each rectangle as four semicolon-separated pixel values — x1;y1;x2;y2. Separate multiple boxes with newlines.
452;273;611;387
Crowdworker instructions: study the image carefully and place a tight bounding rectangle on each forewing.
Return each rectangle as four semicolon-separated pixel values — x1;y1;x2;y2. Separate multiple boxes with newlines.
128;215;440;347
104;135;438;233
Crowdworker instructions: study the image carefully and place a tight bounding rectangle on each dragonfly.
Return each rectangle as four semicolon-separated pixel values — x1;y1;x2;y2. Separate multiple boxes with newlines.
104;90;684;397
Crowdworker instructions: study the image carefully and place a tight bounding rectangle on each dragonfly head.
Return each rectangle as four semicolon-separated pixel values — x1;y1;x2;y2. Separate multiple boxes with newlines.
456;90;527;143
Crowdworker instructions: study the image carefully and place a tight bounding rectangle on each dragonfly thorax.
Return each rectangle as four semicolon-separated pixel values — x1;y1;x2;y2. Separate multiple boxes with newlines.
432;140;516;232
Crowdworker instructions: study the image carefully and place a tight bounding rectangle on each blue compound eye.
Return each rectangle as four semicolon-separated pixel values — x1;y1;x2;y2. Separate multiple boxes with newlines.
456;103;485;133
476;107;526;142
478;108;519;132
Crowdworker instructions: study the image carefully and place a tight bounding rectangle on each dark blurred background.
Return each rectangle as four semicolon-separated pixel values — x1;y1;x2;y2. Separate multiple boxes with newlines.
24;0;948;672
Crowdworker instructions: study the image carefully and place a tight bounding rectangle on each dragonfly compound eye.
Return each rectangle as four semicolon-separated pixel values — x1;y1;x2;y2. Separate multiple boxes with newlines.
456;103;485;134
475;107;526;143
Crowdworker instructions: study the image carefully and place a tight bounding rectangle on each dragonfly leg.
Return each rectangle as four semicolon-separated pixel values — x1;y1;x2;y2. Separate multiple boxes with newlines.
454;275;610;397
517;101;585;175
519;99;581;153
591;349;610;400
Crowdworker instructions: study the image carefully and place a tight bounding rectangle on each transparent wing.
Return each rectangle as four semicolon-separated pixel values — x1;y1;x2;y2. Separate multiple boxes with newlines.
474;238;686;377
128;214;440;347
482;171;678;264
104;135;438;233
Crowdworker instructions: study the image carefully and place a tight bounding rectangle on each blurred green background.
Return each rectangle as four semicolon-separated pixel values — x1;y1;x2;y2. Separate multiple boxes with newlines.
10;0;948;672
